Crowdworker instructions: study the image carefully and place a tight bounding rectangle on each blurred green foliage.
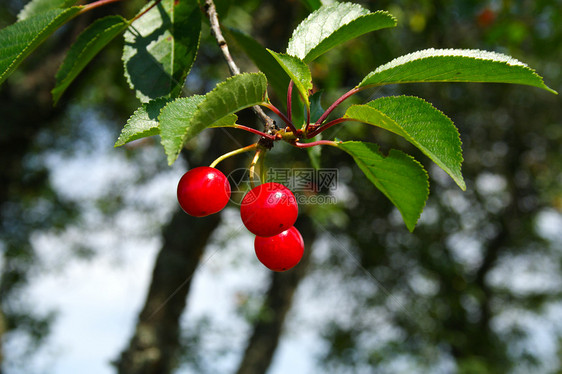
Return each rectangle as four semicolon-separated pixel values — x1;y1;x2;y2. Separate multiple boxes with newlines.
0;0;560;373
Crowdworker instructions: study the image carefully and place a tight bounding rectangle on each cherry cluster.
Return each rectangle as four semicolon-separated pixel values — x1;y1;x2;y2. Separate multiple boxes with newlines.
177;167;304;272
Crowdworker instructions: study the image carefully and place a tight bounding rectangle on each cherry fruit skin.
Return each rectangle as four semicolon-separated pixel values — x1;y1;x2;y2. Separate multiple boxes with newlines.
254;226;304;272
240;182;298;237
177;166;231;217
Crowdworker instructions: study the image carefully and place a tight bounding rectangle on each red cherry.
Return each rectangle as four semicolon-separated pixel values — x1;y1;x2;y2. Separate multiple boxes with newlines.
240;182;298;237
254;226;304;272
177;166;231;217
477;7;496;28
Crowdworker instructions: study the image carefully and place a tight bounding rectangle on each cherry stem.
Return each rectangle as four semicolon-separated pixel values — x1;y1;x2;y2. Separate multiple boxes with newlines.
79;0;125;14
249;148;263;189
315;87;361;125
205;0;276;134
287;81;294;123
233;124;275;140
294;140;341;148
258;151;267;183
209;143;257;168
261;103;298;134
307;117;359;138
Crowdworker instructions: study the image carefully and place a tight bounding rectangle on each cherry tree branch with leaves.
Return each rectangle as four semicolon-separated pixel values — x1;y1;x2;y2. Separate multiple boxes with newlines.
0;0;556;232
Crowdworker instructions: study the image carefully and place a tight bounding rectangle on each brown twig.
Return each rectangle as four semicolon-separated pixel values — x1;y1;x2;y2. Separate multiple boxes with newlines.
233;124;275;140
261;103;298;134
204;0;276;135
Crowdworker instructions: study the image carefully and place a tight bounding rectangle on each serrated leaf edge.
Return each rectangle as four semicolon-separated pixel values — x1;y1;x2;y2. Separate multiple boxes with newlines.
17;0;79;21
158;95;205;164
114;97;169;147
121;1;202;102
188;72;267;132
161;73;267;164
301;10;397;62
0;7;82;84
266;50;311;107
346;95;466;190
287;2;369;59
358;48;557;94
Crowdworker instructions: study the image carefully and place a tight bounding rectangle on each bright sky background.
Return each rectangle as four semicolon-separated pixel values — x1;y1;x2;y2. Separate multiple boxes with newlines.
4;111;562;374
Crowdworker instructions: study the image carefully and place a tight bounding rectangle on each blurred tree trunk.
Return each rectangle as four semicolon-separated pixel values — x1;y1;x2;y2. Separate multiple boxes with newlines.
0;308;4;370
116;123;237;374
116;210;221;374
0;8;97;369
235;216;316;374
232;5;312;370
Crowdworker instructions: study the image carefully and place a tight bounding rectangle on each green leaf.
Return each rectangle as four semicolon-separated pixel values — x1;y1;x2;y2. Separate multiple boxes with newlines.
289;93;307;129
267;50;312;108
160;98;237;164
337;141;429;232
114;97;171;147
159;73;268;164
159;95;204;164
309;91;325;123
306;133;322;170
287;3;396;63
52;15;129;104
0;7;82;85
190;73;267;138
227;28;290;106
17;0;79;21
123;0;201;102
226;30;306;121
357;48;558;94
345;96;465;190
226;29;307;124
207;114;238;129
298;0;322;12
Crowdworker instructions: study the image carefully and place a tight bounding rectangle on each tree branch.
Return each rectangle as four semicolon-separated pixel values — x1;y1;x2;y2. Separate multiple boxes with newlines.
204;0;276;135
116;210;221;374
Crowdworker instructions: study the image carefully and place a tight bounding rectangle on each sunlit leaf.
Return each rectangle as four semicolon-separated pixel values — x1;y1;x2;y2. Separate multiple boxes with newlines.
123;0;201;102
114;97;171;147
160;98;237;164
287;3;396;62
357;48;557;94
159;95;203;164
159;73;268;164
17;0;79;21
